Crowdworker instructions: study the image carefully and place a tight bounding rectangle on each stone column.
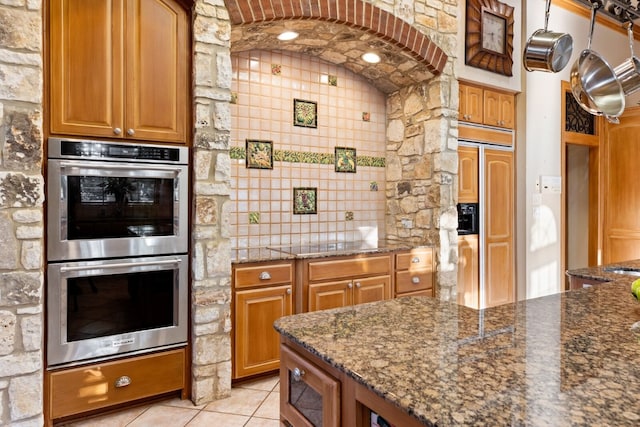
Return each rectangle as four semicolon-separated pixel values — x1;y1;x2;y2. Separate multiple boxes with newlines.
0;1;45;426
190;0;234;404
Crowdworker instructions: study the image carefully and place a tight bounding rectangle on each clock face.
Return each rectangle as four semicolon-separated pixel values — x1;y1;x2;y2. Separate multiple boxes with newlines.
481;12;506;54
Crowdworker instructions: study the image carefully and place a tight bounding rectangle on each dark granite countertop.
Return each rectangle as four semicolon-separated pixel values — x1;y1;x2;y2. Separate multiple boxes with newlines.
567;259;640;282
232;239;416;263
275;284;640;426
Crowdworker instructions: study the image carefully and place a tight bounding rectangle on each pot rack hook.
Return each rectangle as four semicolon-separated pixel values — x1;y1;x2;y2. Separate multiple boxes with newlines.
589;0;603;10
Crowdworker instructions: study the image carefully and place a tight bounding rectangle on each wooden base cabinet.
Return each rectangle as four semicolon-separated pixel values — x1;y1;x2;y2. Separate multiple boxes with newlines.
47;348;186;424
301;254;392;313
394;248;434;297
232;261;294;379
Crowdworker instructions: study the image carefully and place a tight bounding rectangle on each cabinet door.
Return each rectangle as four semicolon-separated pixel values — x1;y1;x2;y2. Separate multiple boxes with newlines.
234;285;293;378
457;235;479;309
308;280;353;312
458;146;479;203
50;0;124;138
459;84;483;124
353;275;391;305
484;91;514;129
280;345;340;427
125;0;188;142
484;149;514;308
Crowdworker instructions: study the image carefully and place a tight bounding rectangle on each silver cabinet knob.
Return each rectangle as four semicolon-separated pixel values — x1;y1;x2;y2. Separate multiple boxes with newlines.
127;128;135;136
113;127;122;135
292;367;305;382
115;375;131;388
411;257;421;264
412;276;420;284
355;282;361;288
286;287;292;295
347;282;353;289
259;271;271;280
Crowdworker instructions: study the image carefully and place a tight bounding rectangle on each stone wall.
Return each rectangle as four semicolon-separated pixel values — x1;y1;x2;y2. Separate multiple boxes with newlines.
0;0;45;425
0;0;459;423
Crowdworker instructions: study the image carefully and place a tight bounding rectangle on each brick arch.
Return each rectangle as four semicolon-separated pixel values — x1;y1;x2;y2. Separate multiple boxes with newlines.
224;0;448;75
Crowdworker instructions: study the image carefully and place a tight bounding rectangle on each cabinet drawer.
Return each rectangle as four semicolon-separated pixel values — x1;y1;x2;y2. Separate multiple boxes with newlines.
396;249;433;271
395;270;433;294
49;349;185;420
307;255;391;282
234;263;293;288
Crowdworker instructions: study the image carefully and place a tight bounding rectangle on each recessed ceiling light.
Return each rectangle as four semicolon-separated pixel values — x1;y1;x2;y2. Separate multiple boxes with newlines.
362;52;381;64
278;31;299;41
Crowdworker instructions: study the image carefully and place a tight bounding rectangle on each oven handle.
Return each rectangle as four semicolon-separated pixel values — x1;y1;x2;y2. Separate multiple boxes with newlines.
59;258;182;273
59;161;182;176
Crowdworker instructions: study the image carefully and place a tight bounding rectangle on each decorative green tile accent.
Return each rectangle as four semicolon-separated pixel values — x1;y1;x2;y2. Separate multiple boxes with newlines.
370;181;379;191
249;212;260;224
328;75;338;86
231;146;385;168
345;211;354;221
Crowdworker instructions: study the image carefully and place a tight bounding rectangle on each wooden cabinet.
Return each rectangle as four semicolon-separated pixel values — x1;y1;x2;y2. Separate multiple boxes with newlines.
483;90;515;129
280;344;340;427
484;149;515;308
49;0;189;143
459;84;483;125
47;348;185;422
459;83;515;130
394;248;434;297
457;234;479;308
302;254;392;312
458;146;479;204
233;260;294;379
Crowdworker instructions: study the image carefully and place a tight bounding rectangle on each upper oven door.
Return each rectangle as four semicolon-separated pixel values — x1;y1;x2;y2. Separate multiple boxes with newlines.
47;158;188;261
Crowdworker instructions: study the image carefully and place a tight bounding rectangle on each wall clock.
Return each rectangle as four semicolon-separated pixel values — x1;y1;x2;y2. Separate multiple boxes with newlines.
465;0;515;76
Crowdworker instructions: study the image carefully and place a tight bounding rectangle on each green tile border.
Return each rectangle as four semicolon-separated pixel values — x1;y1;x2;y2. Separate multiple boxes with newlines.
230;146;385;168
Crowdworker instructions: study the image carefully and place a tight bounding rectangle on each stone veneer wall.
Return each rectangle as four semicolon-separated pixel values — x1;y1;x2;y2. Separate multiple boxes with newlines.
0;0;459;422
0;0;45;425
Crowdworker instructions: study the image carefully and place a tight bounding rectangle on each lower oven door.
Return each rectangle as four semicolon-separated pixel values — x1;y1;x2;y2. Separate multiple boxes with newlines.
47;255;188;367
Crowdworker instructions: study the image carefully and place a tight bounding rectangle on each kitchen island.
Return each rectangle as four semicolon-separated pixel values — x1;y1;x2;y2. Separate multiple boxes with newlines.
275;280;640;426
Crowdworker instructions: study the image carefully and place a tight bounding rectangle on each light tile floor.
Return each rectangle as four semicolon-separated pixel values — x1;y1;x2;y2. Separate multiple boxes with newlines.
57;376;281;427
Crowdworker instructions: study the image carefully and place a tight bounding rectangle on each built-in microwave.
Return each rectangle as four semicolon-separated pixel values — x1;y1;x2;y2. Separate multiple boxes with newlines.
457;203;479;235
47;138;189;261
47;254;188;367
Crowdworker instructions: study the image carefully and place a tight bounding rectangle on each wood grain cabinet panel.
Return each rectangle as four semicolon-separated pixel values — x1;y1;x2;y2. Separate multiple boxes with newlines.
48;349;185;420
483;90;514;129
458;146;479;204
49;0;188;143
484;149;514;308
459;84;483;125
457;235;479;309
394;248;434;297
232;261;294;379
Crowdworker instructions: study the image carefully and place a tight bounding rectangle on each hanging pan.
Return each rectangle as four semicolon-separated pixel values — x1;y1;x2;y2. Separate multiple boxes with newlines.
570;1;625;121
613;20;640;96
523;0;573;72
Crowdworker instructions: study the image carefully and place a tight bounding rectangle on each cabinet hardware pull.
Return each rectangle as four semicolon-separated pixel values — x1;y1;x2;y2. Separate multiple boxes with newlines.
355;282;361;288
127;128;135;136
115;376;131;388
113;127;122;135
259;272;271;280
292;367;305;382
411;257;421;263
412;277;420;284
286;288;292;295
347;282;353;289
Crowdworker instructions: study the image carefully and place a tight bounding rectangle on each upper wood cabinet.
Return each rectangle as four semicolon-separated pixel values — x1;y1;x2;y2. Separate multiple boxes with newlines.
458;146;479;204
49;0;189;143
459;83;515;130
459;84;483;125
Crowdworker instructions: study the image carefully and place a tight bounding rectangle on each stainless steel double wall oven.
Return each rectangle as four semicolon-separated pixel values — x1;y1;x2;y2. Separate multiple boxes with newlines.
46;138;189;367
